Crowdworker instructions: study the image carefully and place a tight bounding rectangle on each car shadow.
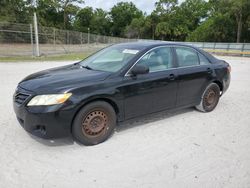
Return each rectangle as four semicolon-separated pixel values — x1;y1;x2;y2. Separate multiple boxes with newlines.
116;107;195;132
30;107;195;147
29;134;75;147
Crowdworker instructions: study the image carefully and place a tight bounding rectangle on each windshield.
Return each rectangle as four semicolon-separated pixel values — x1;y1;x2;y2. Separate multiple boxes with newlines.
79;45;141;72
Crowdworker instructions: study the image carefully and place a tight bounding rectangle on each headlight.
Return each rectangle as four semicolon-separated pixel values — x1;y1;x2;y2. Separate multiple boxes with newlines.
27;93;72;106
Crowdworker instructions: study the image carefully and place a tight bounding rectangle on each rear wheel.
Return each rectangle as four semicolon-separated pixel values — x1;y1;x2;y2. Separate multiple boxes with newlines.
72;101;116;145
196;83;220;112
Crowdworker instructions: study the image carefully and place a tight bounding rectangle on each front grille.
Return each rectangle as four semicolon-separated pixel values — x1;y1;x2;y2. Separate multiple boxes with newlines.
14;92;30;105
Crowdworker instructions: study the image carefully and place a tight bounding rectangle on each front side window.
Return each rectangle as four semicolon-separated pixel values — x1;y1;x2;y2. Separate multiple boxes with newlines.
175;47;199;67
137;47;173;72
80;45;142;72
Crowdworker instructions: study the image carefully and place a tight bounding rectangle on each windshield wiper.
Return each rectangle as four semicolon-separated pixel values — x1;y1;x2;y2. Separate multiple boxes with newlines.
81;65;93;70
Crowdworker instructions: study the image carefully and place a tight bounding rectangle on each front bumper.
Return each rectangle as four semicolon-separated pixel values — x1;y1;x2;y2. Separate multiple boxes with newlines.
13;87;76;139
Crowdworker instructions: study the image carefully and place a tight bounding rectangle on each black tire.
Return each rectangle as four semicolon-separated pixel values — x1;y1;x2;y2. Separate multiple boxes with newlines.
196;83;220;112
72;101;116;145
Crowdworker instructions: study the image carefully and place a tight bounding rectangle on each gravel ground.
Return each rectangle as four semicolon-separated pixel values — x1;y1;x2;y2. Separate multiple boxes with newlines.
0;56;250;188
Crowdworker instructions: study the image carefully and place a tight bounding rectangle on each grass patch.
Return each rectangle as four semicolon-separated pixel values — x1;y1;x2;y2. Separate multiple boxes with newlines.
0;52;90;62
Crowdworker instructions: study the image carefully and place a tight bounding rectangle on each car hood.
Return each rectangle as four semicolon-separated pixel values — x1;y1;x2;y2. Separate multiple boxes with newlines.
19;64;111;93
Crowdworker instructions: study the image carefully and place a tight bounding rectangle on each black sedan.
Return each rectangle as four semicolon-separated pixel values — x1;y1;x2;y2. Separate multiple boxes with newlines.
13;42;231;145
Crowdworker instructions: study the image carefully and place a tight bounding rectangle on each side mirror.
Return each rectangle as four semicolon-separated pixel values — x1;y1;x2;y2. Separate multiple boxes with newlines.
130;64;149;76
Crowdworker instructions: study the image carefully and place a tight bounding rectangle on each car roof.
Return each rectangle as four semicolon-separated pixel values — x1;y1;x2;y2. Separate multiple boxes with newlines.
113;41;197;50
113;41;218;63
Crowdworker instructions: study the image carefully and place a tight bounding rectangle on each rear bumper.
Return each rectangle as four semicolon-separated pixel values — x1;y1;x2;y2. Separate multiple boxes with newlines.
222;72;231;95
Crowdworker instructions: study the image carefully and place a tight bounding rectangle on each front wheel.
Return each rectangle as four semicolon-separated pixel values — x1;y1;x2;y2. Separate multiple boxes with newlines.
72;101;116;145
196;83;220;112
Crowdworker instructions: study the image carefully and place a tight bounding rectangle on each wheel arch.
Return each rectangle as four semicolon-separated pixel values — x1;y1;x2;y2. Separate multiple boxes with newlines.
83;97;120;114
213;80;223;93
70;97;121;132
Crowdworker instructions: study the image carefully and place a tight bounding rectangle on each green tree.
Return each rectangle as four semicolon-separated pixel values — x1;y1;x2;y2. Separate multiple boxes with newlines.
35;0;83;29
90;9;111;35
153;0;178;40
187;14;235;42
57;0;84;29
153;0;209;41
125;17;146;38
155;0;178;15
110;2;143;37
1;0;250;42
176;0;208;31
147;12;161;39
155;22;171;40
0;0;31;23
74;7;93;32
36;0;64;28
74;7;111;35
188;0;250;42
229;0;250;42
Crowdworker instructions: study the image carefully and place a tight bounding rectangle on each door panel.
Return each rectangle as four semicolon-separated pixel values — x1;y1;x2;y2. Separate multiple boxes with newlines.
174;46;213;107
176;65;212;107
121;70;178;119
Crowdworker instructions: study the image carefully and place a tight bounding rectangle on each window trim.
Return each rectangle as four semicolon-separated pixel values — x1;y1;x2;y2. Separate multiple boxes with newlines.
125;46;174;76
174;46;211;68
197;52;211;65
175;46;200;67
125;45;211;77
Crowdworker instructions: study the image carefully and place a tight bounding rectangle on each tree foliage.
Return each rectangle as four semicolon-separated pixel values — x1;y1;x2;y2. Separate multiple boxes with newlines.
110;2;143;37
187;0;250;42
0;0;250;42
74;7;111;35
125;17;145;38
0;0;32;23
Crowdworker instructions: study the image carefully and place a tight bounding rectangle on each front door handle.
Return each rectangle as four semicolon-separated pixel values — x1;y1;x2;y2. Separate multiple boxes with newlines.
169;74;175;80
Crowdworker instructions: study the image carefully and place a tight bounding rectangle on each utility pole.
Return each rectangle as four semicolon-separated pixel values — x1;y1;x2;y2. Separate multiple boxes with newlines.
30;24;34;56
34;12;40;56
33;0;40;56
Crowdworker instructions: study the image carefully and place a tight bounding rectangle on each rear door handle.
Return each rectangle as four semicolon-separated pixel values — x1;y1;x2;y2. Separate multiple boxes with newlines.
169;74;175;80
207;68;212;74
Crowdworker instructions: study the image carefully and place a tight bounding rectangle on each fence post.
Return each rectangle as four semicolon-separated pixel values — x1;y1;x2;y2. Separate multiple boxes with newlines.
30;24;34;57
53;28;56;47
67;30;69;44
213;42;216;51
226;43;230;54
88;28;90;44
81;32;83;45
33;12;40;56
202;42;205;49
241;43;245;57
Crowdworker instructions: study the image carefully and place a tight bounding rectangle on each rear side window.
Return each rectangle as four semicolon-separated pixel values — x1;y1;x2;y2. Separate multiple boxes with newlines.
198;53;210;65
175;47;199;67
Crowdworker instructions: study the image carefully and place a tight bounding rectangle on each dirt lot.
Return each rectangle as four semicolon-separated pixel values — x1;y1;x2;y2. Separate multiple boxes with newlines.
0;56;250;188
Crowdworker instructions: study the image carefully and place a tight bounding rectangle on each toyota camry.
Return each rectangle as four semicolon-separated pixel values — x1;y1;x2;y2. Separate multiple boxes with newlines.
13;42;231;145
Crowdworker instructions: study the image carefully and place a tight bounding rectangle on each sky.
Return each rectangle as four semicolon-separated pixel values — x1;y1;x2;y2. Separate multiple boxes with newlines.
83;0;158;14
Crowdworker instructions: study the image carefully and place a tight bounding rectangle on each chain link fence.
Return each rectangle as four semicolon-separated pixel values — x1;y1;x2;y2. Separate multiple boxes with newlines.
186;42;250;56
0;22;34;56
0;22;250;57
0;22;138;57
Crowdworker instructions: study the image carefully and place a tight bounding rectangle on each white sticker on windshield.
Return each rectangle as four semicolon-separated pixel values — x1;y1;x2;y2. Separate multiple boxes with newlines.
123;49;139;54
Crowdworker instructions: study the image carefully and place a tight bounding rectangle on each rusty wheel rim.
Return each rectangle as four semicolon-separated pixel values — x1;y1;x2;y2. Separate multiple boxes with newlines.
82;110;108;137
204;89;216;107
